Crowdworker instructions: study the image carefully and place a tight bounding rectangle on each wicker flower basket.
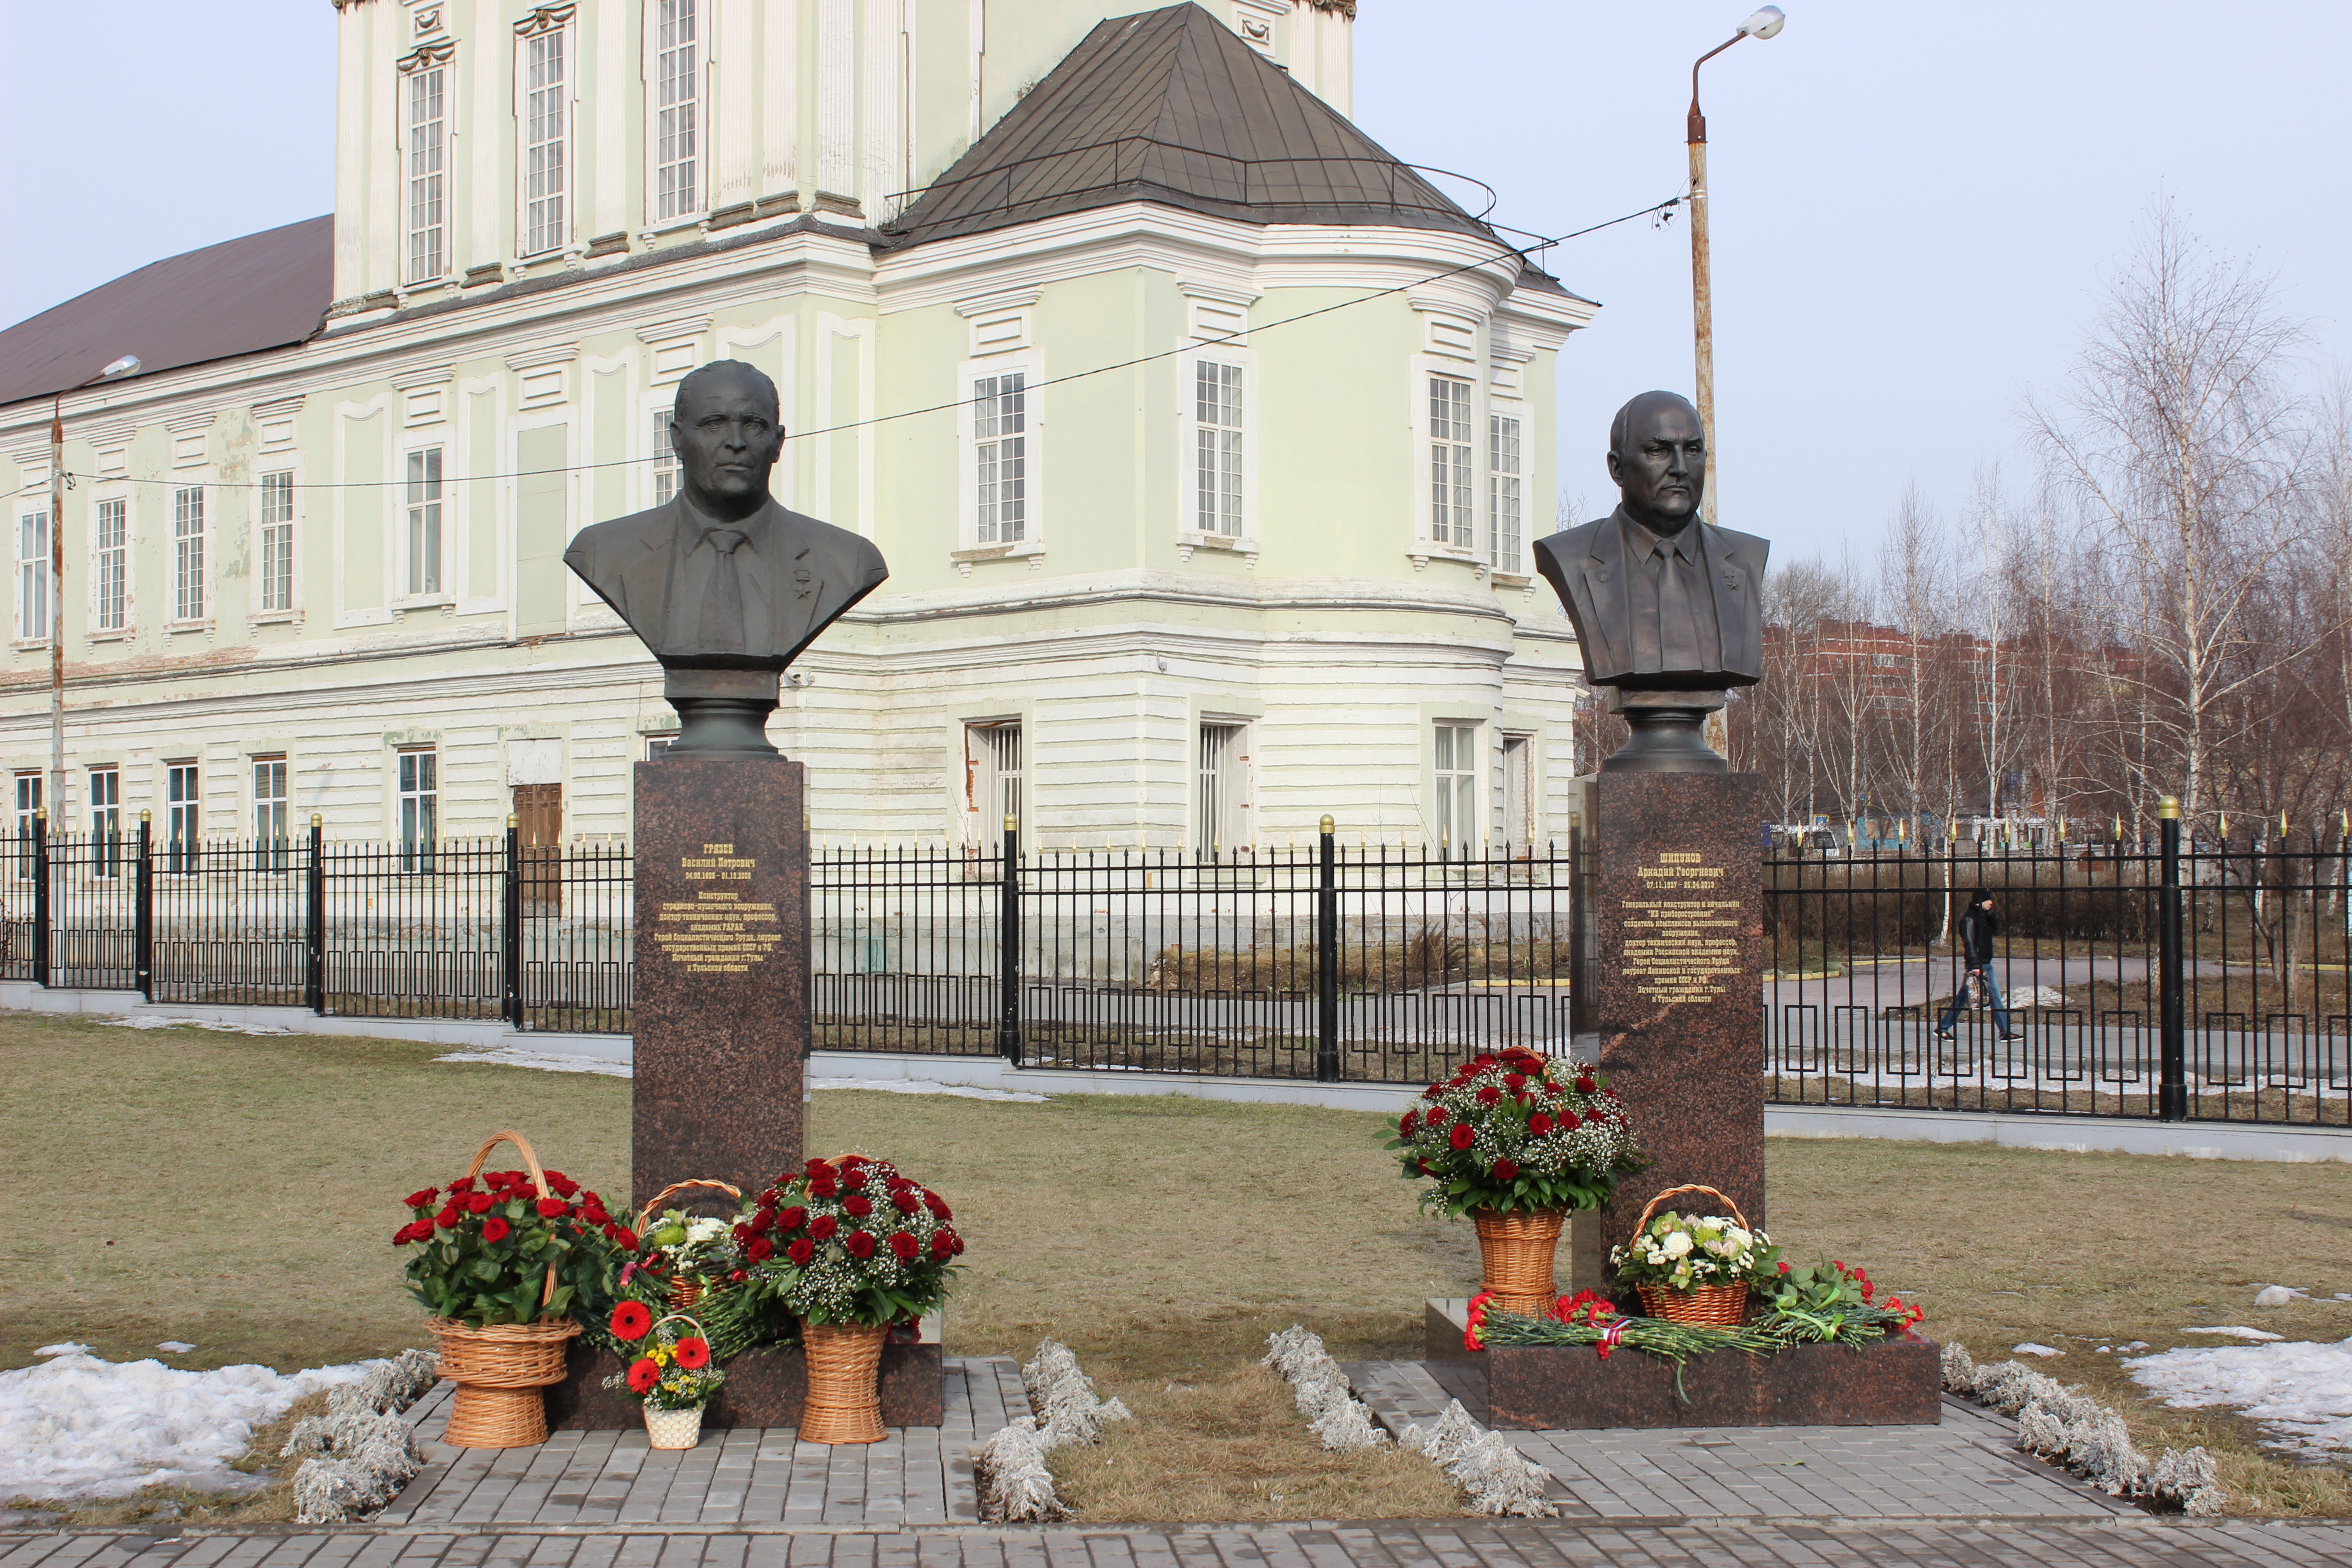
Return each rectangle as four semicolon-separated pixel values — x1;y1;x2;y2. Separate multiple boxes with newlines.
1626;1183;1756;1327
799;1319;889;1445
644;1403;706;1450
1472;1207;1566;1320
635;1178;744;1312
431;1129;583;1449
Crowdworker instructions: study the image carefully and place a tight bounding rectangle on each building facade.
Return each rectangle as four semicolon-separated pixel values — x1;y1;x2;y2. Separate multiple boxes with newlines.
0;0;1593;862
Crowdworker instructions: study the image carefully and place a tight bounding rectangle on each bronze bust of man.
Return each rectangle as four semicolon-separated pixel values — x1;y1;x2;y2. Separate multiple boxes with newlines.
1533;390;1768;773
566;359;887;755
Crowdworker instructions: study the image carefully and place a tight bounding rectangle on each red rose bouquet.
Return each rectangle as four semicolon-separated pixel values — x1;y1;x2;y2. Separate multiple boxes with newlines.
393;1166;627;1327
1386;1048;1645;1218
731;1155;964;1331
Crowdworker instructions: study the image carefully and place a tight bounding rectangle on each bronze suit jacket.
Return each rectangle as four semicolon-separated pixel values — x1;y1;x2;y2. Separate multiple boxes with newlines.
1531;508;1769;688
564;496;887;669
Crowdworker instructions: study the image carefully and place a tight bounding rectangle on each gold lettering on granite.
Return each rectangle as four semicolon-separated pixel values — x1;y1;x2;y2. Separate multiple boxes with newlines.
652;859;783;974
1619;852;1738;1004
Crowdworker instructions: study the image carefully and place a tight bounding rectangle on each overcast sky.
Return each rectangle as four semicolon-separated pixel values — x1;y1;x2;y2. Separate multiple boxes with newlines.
4;1;2344;566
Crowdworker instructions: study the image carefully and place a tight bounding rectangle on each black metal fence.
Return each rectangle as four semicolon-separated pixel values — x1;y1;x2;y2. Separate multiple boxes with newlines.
1764;814;2352;1126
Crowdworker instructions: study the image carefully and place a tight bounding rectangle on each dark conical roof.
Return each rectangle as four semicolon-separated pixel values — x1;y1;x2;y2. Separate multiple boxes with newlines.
884;3;1530;260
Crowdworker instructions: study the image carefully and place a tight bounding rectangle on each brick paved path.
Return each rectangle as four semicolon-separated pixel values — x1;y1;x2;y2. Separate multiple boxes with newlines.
9;1519;2352;1568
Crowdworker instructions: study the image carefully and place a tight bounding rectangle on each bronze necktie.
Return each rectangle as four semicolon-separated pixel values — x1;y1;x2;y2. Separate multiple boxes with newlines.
701;528;748;653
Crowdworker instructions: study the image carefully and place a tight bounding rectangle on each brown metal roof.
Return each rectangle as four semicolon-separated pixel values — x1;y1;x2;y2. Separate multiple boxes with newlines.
883;2;1544;273
0;216;332;412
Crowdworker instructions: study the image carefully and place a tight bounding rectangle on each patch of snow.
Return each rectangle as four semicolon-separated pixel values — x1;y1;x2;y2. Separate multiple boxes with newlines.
2253;1285;2305;1307
98;1016;292;1036
814;1078;1049;1104
2012;1343;2063;1357
0;1348;369;1500
2118;1340;2150;1352
34;1344;91;1357
155;1343;196;1355
2127;1336;2352;1456
433;1049;629;1078
2182;1326;2286;1342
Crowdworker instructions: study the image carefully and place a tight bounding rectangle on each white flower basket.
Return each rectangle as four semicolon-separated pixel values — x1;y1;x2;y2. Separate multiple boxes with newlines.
644;1403;706;1450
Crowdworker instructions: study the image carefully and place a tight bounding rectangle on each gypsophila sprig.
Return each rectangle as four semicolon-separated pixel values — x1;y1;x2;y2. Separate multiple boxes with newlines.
1608;1209;1780;1295
734;1155;964;1331
1385;1048;1646;1217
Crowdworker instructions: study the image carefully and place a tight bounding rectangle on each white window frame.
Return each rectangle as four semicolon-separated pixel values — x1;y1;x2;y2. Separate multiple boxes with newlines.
13;773;42;871
17;507;49;644
1500;731;1535;850
93;495;128;632
1195;720;1253;858
402;56;450;284
253;755;290;872
1179;353;1257;546
647;406;682;510
171;486;207;625
164;762;199;873
258;470;296;613
1426;372;1477;552
645;0;706;224
88;765;121;878
1433;721;1481;853
515;13;574;258
958;352;1043;551
1488;410;1524;575
400;446;446;600
397;748;440;872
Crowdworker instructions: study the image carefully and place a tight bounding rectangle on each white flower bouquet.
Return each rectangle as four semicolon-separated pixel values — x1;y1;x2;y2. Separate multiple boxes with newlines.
1609;1208;1779;1295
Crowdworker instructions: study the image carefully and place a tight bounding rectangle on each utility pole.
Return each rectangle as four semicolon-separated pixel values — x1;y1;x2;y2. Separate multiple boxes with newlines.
44;355;140;826
1686;6;1786;527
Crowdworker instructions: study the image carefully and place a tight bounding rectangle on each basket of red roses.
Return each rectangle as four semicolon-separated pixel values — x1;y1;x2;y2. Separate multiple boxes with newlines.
1386;1048;1646;1318
730;1154;964;1444
392;1129;623;1448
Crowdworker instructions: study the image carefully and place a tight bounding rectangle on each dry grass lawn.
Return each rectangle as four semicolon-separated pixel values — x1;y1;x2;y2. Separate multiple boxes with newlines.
5;1011;2352;1520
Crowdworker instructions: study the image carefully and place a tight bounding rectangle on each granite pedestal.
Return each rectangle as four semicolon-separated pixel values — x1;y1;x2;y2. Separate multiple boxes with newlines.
1423;1298;1941;1430
631;755;808;1208
1573;772;1764;1251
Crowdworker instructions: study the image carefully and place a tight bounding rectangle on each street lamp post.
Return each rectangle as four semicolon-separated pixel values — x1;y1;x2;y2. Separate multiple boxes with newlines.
48;354;141;818
1686;5;1785;527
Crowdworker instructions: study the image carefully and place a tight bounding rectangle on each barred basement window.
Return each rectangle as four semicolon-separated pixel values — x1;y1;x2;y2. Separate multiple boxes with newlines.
965;722;1022;843
95;498;127;630
172;487;205;622
259;473;294;611
406;64;448;283
974;373;1027;544
1195;362;1243;537
1196;722;1249;858
651;0;702;221
1430;375;1475;548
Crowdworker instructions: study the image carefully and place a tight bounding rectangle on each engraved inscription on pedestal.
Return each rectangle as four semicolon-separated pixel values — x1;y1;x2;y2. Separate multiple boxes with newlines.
1622;852;1740;1005
652;843;783;975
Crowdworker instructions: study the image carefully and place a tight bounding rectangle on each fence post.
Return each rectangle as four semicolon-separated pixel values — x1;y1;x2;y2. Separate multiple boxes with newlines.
134;811;153;1001
31;808;49;987
2157;794;2186;1121
999;815;1023;1066
1315;815;1340;1083
304;814;325;1014
503;813;524;1029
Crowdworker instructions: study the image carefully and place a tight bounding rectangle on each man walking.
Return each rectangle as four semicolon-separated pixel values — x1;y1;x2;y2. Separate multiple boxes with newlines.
1936;889;2019;1041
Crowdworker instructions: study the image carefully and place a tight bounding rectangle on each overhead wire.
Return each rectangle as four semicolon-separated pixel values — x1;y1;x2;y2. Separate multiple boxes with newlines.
54;191;1682;495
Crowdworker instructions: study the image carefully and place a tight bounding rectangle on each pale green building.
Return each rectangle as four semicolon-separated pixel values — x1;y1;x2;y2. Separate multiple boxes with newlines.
0;0;1593;862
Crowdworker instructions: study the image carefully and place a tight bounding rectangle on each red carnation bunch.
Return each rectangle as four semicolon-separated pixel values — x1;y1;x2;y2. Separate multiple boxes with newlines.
393;1153;626;1329
738;1154;964;1331
1386;1048;1646;1221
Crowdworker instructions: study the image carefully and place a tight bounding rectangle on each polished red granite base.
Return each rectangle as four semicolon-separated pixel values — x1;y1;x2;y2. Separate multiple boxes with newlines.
1423;1299;1940;1430
546;1325;945;1431
1579;773;1765;1253
631;757;808;1209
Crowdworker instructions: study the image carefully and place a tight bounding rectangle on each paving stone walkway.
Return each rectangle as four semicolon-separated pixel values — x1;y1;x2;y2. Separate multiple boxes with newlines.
9;1519;2352;1568
1345;1359;2128;1520
377;1359;1023;1529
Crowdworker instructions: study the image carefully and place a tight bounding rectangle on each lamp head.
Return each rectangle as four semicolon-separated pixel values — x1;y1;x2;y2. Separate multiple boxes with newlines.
1739;5;1786;39
98;355;141;379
